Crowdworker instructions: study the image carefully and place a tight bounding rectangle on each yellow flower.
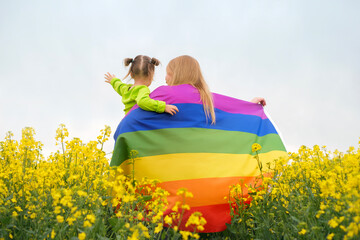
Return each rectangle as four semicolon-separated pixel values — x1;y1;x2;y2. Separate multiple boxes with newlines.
56;215;64;223
181;204;190;210
316;210;324;218
30;213;36;219
51;230;56;239
328;218;339;228
327;233;335;240
180;231;191;240
185;192;193;198
77;190;87;197
154;223;163;233
298;229;306;235
171;201;181;212
12;211;18;217
67;217;76;226
185;212;207;230
71;207;77;213
83;220;92;228
137;212;144;220
55;124;69;142
128;229;139;240
164;215;173;225
78;232;86;240
251;143;262;152
15;206;22;212
54;206;62;214
73;211;81;218
142;229;151;238
86;214;96;224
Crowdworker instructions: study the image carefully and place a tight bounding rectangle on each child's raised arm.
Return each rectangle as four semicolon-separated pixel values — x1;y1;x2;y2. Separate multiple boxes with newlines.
104;72;116;83
105;72;131;97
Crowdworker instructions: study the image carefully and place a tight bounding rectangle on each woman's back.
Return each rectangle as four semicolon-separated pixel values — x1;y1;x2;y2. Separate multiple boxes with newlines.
110;84;287;232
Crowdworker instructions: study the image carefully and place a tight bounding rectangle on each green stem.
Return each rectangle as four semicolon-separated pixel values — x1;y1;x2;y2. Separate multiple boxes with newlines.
255;151;264;181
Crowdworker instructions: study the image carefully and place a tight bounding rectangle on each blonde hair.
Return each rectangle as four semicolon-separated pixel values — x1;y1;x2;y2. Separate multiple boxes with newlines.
123;55;160;80
167;55;216;124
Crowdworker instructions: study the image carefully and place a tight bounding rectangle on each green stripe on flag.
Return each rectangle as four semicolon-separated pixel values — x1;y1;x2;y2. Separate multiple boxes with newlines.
110;128;286;167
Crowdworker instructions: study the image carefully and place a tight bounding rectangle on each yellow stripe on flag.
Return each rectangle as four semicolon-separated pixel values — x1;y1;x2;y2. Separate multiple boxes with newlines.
120;151;287;182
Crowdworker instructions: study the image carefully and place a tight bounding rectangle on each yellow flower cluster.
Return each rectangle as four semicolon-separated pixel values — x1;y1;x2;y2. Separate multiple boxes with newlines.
0;125;205;240
228;142;360;239
166;188;205;240
6;124;358;239
185;212;207;232
0;125;112;239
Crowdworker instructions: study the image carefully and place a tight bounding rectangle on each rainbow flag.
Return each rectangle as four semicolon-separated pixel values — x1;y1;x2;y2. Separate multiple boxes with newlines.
110;84;287;232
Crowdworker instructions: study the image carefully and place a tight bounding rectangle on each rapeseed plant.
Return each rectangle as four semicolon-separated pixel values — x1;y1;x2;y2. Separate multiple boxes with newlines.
228;142;360;240
0;125;204;240
1;125;359;239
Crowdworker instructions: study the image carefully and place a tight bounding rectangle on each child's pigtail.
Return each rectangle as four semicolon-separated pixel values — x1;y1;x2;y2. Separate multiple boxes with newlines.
124;58;134;67
151;58;160;66
148;58;160;80
123;58;134;79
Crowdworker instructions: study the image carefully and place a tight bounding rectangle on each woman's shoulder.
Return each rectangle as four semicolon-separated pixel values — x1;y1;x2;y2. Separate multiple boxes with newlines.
152;84;196;94
150;84;200;104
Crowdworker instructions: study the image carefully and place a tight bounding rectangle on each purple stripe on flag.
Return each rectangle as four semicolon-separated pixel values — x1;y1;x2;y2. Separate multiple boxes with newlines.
127;84;268;119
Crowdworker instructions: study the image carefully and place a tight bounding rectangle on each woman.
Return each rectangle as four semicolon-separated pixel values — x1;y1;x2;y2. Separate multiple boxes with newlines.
165;55;266;124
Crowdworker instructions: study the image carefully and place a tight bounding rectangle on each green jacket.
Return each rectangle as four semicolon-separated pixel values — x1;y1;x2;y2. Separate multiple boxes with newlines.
111;78;166;114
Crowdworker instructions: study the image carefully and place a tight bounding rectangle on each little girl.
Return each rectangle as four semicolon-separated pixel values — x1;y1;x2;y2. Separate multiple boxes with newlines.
105;55;179;115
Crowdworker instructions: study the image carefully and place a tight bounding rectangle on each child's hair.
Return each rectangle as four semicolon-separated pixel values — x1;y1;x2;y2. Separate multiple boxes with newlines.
123;55;160;81
167;55;216;124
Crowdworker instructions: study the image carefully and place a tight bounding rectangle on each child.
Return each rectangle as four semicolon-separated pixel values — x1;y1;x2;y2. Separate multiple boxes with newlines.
105;55;179;115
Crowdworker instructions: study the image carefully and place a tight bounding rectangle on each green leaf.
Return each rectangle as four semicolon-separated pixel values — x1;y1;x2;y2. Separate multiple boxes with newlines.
141;195;152;201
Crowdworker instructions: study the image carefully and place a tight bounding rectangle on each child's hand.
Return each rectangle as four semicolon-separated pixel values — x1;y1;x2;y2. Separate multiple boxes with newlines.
104;72;116;84
165;105;179;115
251;97;266;106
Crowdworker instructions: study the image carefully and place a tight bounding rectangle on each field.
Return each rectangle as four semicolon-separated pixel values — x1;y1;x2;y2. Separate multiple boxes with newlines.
0;125;359;240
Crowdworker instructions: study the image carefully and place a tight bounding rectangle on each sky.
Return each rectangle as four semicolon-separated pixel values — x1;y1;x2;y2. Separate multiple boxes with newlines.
1;0;359;156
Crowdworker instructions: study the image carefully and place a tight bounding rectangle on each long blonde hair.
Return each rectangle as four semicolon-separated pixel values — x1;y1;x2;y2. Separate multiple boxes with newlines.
167;55;216;124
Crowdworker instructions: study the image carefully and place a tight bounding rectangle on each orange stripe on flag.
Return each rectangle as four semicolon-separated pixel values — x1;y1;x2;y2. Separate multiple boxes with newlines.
159;176;266;208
